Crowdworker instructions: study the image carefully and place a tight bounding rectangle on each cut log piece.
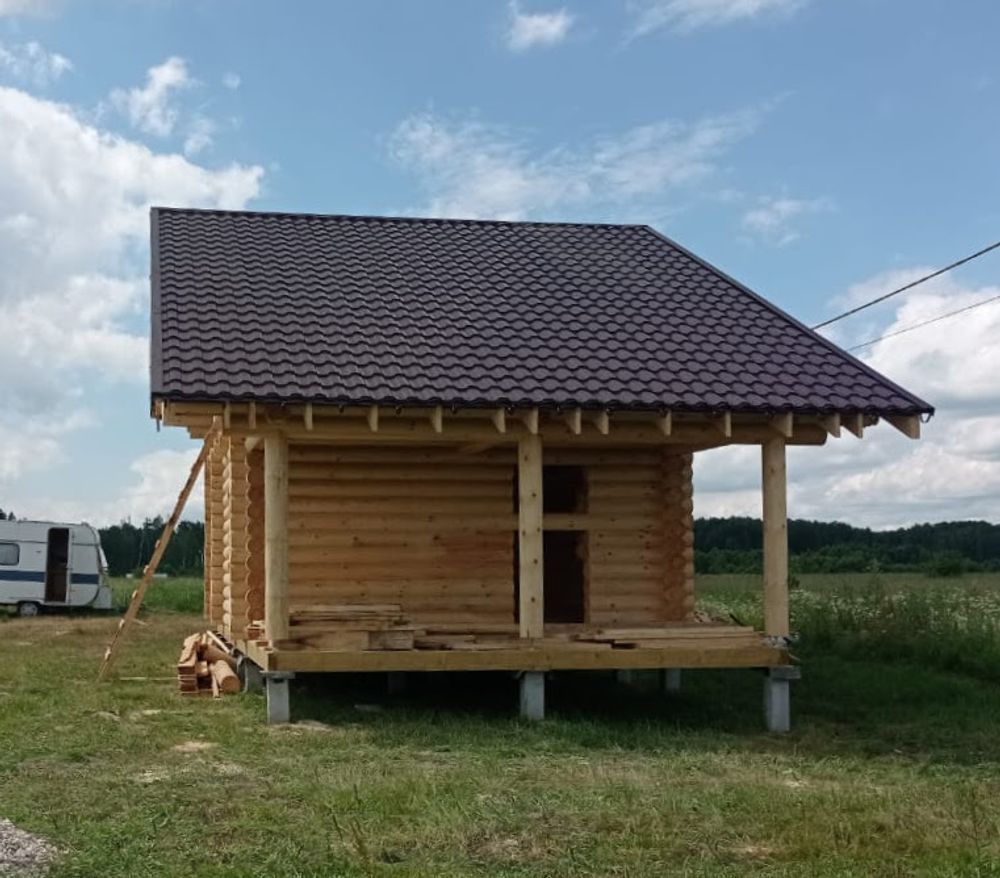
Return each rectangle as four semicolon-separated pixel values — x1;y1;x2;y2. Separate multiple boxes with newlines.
210;660;240;694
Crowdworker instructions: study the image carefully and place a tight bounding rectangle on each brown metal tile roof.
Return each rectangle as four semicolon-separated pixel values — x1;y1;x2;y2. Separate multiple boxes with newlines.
150;207;933;416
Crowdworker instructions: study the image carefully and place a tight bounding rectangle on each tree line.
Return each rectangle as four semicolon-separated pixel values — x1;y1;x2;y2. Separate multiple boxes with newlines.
695;517;1000;576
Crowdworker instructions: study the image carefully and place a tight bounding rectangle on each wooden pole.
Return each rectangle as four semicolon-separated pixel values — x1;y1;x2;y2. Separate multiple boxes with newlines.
761;438;789;637
264;432;290;643
97;423;220;681
518;433;544;638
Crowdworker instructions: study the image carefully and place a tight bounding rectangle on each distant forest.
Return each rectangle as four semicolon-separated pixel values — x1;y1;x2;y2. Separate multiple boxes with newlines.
696;517;1000;576
2;509;998;578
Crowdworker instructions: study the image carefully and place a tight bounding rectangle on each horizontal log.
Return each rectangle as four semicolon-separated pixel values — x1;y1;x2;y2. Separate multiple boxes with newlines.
288;562;511;581
289;464;513;482
287;531;513;550
288;545;512;565
289;447;517;465
288;497;512;515
287;480;512;499
286;515;519;532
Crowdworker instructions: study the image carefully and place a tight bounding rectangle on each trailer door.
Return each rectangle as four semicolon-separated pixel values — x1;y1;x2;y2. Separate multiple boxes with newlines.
45;527;71;603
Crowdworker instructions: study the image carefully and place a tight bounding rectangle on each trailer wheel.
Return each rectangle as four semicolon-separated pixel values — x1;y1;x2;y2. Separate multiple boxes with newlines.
16;601;41;618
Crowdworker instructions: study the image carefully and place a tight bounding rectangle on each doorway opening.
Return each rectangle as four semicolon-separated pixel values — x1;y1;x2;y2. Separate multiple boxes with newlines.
513;464;588;624
45;527;70;603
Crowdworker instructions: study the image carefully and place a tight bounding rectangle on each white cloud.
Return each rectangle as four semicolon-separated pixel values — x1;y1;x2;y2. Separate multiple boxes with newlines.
0;82;262;489
507;2;574;51
222;71;241;90
696;270;1000;528
109;55;191;137
629;0;807;35
0;40;71;85
389;107;759;220
0;0;53;15
183;114;216;156
13;447;204;527
740;194;829;245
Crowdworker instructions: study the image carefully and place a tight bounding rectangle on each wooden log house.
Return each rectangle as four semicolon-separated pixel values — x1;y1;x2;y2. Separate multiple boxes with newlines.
150;207;933;728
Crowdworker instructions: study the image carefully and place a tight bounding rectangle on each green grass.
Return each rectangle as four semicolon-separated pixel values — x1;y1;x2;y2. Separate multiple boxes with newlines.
2;573;1000;876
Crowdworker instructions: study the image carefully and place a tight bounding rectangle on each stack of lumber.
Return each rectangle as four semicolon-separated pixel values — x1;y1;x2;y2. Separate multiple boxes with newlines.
176;631;240;697
572;624;763;649
282;604;421;651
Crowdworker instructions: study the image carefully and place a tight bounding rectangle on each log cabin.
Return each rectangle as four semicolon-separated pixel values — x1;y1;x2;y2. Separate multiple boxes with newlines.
150;207;933;728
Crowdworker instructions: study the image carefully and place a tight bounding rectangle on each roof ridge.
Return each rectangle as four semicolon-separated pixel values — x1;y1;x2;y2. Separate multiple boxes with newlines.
150;205;647;231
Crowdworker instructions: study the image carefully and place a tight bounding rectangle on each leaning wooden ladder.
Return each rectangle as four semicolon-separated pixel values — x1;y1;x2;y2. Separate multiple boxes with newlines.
97;423;220;681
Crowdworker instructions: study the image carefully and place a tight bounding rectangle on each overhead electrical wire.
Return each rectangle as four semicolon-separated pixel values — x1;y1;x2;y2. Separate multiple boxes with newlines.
848;292;1000;351
812;238;1000;330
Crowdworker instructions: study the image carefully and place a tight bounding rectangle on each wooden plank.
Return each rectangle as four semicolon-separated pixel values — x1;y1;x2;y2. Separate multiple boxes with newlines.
518;433;544;638
492;408;506;434
262;641;788;673
521;407;539;435
656;411;672;437
430;405;444;433
593;411;610;435
565;408;582;435
264;433;290;643
97;422;220;681
367;405;379;432
761;438;789;637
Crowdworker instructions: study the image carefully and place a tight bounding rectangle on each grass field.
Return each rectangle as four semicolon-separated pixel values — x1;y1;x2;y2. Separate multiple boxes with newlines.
3;573;1000;876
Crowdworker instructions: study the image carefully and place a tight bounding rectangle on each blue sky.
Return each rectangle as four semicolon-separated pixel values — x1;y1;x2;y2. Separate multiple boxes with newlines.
1;0;999;528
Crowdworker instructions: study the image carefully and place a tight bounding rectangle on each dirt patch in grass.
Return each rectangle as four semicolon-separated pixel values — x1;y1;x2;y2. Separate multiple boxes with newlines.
0;818;58;875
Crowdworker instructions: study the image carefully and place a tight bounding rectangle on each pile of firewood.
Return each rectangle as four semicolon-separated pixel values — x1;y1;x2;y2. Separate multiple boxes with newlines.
176;631;240;696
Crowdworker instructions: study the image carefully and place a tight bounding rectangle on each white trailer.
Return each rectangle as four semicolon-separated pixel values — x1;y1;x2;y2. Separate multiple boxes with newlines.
0;520;111;616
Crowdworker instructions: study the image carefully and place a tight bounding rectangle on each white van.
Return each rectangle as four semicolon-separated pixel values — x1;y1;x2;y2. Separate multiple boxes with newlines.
0;520;112;616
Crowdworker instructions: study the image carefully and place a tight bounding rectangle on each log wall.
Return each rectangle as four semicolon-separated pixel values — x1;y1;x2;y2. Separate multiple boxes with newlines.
286;445;515;625
220;437;249;639
206;441;697;635
205;436;225;626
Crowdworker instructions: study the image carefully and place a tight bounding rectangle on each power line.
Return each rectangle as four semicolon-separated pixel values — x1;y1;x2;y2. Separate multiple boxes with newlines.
848;292;1000;352
812;239;1000;330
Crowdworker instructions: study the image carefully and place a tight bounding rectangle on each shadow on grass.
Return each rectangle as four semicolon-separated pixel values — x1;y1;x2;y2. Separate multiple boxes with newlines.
288;652;1000;767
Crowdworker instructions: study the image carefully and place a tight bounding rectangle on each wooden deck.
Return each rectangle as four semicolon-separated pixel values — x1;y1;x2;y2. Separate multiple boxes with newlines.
238;624;788;674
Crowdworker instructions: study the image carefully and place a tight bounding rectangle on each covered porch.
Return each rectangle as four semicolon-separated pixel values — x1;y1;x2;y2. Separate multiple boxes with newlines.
158;400;875;729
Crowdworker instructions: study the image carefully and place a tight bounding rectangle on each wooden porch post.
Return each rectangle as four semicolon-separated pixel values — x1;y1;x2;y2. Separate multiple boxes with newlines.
264;432;290;643
518;433;544;638
761;437;789;637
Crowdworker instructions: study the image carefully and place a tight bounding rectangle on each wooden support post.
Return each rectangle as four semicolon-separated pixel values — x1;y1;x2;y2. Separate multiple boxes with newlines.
492;408;507;434
593;410;610;435
366;405;379;432
518;433;544;639
761;438;789;637
430;405;444;433
304;403;314;431
264;433;290;644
